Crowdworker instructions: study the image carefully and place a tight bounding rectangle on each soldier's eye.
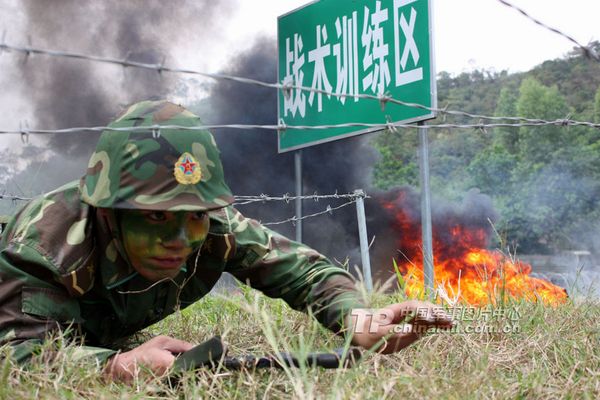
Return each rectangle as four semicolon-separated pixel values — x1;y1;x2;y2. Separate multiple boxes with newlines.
146;211;167;222
192;212;206;221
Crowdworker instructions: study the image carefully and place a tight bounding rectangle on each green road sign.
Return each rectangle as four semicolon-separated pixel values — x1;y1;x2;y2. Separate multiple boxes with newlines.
278;0;436;152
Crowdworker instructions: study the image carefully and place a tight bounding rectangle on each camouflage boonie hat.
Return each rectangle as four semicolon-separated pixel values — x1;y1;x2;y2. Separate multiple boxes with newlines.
80;100;234;211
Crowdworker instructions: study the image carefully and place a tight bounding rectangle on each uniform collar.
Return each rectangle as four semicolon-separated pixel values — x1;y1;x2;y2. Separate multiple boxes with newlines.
94;208;138;289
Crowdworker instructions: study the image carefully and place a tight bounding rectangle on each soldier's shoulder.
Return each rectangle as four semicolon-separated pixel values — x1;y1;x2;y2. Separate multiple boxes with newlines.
207;206;235;234
2;181;96;277
208;206;264;235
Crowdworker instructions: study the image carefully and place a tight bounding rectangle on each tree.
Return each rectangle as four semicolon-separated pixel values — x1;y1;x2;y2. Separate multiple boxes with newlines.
467;144;516;197
372;130;419;190
515;78;571;171
493;86;520;153
595;85;600;123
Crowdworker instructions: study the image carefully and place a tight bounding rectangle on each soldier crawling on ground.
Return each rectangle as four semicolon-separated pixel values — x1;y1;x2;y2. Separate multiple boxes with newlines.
0;100;452;381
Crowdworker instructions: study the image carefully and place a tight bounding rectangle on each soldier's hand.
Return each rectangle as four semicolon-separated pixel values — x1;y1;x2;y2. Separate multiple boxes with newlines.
347;300;454;354
104;335;194;381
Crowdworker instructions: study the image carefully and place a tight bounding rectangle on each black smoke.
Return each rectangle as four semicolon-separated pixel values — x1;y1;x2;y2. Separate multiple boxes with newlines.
203;36;497;278
0;0;234;201
204;37;380;267
20;0;230;156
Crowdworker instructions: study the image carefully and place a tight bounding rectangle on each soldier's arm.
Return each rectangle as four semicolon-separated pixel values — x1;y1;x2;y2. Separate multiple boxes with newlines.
222;207;366;333
0;245;116;365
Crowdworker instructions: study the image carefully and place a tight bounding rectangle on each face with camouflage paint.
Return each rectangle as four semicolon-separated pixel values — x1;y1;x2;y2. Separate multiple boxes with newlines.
118;210;210;281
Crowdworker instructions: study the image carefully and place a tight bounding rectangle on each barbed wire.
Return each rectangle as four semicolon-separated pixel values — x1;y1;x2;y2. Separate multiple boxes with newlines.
0;42;281;91
0;191;368;204
262;199;358;226
233;191;366;206
0;118;598;140
0;41;597;128
0;193;31;202
0;191;362;227
495;0;599;62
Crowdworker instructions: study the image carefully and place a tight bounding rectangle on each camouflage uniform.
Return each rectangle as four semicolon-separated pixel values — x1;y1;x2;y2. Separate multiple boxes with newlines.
0;101;363;364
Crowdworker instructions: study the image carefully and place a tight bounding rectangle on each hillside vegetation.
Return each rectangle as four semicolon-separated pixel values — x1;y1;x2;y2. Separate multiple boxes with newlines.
373;42;600;254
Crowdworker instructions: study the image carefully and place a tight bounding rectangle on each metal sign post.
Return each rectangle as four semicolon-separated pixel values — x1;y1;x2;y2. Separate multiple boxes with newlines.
295;150;303;243
354;190;373;291
418;122;434;294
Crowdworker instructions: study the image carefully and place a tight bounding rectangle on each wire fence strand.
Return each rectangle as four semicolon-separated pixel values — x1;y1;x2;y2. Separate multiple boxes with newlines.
1;191;367;204
262;199;358;226
0;42;281;91
233;192;367;206
0;40;598;131
0;193;31;202
0;191;365;227
1;118;598;139
495;0;599;62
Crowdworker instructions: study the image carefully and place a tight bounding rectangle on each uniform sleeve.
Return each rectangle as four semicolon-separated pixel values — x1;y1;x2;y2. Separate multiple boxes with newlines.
0;243;116;365
222;207;366;334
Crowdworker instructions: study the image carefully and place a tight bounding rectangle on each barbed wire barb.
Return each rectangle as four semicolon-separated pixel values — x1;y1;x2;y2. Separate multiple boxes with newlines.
0;31;6;55
385;116;399;135
19;121;30;144
262;199;358;226
0;193;32;202
379;92;391;112
157;56;167;75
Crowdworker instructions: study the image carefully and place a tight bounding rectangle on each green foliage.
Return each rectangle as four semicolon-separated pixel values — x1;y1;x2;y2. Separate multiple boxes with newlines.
496;78;600;252
429;130;487;195
515;78;571;169
467;144;516;197
373;46;600;253
595;86;600;123
494;86;520;152
531;42;600;116
372;130;419;190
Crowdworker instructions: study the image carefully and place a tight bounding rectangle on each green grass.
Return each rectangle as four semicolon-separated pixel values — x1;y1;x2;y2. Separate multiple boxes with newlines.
2;288;599;399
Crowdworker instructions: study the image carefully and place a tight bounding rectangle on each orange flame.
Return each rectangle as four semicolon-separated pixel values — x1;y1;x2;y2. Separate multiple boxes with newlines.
384;195;567;306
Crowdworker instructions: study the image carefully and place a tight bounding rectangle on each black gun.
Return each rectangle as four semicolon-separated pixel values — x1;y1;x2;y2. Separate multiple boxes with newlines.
172;336;362;372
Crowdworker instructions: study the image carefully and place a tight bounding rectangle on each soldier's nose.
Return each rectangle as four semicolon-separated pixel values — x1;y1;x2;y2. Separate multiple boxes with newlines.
161;227;188;249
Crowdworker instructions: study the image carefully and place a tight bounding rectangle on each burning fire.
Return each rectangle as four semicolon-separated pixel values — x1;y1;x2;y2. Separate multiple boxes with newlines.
382;190;567;306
